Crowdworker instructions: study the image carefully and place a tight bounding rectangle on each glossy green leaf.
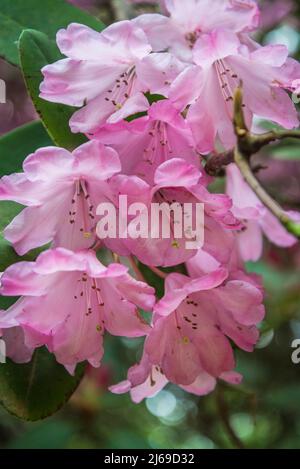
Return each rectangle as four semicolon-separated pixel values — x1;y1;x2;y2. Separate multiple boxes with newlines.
0;120;53;176
0;0;104;66
19;29;88;149
0;348;86;421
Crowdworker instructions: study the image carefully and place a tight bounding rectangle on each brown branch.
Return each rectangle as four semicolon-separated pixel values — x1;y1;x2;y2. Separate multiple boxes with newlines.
233;86;300;240
250;129;300;151
206;84;300;177
205;150;234;176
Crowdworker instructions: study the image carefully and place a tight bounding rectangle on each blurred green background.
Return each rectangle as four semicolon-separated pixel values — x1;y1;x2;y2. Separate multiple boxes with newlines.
0;0;300;450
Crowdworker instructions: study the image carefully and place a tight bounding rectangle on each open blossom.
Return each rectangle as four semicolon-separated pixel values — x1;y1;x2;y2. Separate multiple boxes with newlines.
39;21;153;133
170;30;300;152
0;248;155;370
142;267;264;385
226;163;298;261
110;349;242;403
39;21;183;134
113;158;240;267
0;140;123;255
93;99;201;184
111;259;263;401
134;0;260;62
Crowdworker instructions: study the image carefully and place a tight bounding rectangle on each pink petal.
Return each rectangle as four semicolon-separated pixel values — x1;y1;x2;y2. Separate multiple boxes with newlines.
136;53;185;96
154;158;201;188
181;371;216;396
193;29;240;68
260;210;298;248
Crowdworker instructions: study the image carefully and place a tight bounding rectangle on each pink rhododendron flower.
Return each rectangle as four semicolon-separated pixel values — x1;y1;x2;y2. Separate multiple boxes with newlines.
0;140;122;255
111;258;263;401
134;0;260;62
115;158;240;267
93;99;201;184
110;349;242;403
39;21;180;134
40;21;152;133
141;267;264;386
0;248;155;370
226;163;298;261
1;0;298;405
170;30;300;152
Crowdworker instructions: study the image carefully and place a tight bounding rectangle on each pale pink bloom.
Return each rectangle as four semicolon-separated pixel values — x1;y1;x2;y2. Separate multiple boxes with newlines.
40;21;152;133
0;140;123;255
115;158;240;267
40;21;181;134
93;99;201;184
170;30;300;153
141;266;264;386
0;248;155;369
226;163;298;261
134;0;260;62
110;350;242;403
169;30;300;153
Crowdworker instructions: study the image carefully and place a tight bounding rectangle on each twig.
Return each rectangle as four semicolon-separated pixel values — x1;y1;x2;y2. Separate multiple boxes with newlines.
234;88;300;156
234;146;300;236
233;86;300;239
206;87;300;177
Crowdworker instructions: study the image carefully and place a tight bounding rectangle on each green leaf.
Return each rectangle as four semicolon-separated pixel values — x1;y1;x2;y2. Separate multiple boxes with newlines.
0;0;104;66
19;29;87;150
0;348;86;421
0;120;53;176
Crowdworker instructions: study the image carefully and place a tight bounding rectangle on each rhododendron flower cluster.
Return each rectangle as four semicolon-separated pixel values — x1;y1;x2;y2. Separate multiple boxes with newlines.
0;0;299;403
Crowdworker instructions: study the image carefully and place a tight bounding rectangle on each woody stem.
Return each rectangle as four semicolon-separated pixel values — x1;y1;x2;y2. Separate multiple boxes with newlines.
232;86;300;240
